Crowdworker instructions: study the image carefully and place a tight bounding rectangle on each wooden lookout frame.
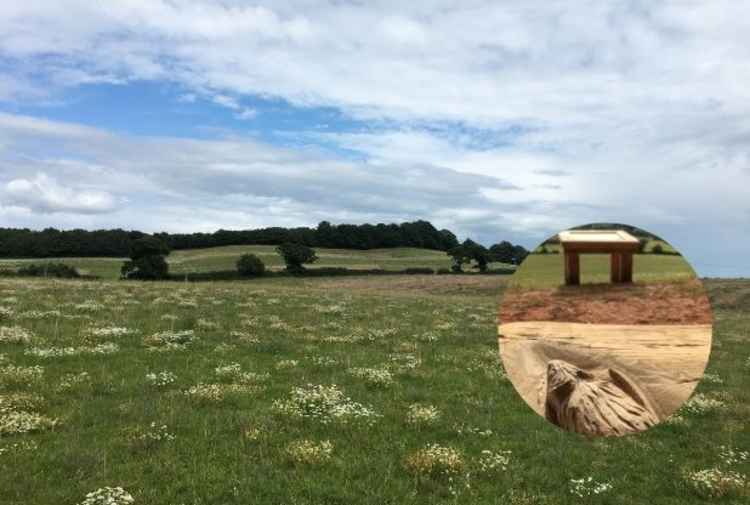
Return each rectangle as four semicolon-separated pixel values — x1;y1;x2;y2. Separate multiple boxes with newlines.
558;230;640;285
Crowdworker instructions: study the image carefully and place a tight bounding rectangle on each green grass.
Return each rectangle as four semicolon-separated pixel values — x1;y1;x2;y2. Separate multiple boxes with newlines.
0;257;126;280
0;275;747;504
0;246;512;280
168;245;456;274
510;253;697;289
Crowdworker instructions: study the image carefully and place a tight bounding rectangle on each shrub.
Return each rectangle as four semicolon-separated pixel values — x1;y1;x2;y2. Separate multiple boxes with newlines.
436;267;451;275
652;244;664;254
16;263;80;278
236;254;265;277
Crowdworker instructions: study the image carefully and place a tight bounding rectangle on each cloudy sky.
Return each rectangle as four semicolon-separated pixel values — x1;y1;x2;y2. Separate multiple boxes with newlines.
0;1;748;276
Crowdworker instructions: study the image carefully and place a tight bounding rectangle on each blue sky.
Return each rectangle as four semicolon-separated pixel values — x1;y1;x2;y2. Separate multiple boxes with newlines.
0;1;748;277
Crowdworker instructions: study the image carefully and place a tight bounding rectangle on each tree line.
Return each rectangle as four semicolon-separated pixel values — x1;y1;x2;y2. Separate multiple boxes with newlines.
0;220;460;258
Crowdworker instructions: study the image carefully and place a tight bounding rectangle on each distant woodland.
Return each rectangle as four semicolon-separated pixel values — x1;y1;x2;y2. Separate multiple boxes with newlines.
0;220;468;258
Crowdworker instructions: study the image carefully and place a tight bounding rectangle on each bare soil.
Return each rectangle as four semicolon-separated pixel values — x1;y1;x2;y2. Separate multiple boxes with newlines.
499;279;712;325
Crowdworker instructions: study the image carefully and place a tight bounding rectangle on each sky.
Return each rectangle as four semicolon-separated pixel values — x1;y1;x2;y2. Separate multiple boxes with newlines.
0;1;748;277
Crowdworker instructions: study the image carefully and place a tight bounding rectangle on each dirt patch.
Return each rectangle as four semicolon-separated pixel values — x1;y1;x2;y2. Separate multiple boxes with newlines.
499;279;712;325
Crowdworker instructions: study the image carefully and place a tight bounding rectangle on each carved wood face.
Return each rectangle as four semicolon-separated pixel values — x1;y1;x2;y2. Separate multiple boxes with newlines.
544;359;659;437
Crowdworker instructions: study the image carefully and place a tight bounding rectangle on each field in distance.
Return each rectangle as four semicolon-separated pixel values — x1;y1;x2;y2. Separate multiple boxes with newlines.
509;252;697;289
0;246;513;280
0;274;747;504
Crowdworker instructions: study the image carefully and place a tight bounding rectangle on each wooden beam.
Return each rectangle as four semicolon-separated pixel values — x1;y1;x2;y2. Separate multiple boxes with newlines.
564;251;580;285
610;252;623;283
621;252;633;283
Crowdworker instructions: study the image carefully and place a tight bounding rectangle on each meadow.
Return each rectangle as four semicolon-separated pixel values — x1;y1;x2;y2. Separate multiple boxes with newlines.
0;273;748;504
0;246;510;280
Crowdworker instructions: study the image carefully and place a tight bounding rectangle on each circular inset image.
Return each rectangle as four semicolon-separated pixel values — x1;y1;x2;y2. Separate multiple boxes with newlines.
497;223;712;437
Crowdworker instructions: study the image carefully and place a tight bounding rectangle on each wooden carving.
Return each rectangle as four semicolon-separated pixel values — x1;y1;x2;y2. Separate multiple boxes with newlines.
544;359;658;437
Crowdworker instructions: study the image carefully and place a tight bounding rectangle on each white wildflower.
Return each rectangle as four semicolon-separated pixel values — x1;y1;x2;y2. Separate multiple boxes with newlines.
0;410;57;435
78;486;134;505
406;403;441;426
684;468;747;498
569;476;613;497
348;367;394;388
476;449;512;474
405;444;464;478
0;326;33;344
145;371;176;388
681;394;726;415
275;359;298;370
286;439;334;465
272;384;380;425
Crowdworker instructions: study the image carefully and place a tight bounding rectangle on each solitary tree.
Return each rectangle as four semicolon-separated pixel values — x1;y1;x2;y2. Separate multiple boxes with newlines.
120;236;170;280
447;244;470;272
236;253;265;277
276;242;318;273
447;239;489;272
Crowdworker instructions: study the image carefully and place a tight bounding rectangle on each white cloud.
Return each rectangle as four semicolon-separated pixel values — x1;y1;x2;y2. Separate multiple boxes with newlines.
2;173;118;214
235;108;257;120
212;94;241;109
1;1;748;126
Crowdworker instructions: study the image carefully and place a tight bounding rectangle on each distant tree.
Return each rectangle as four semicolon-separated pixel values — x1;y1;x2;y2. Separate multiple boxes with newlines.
121;236;170;280
467;240;490;272
447;244;470;272
489;241;529;265
489;241;516;264
0;220;462;258
276;242;318;273
652;243;664;254
236;253;265;277
447;239;489;272
130;236;170;258
439;229;459;250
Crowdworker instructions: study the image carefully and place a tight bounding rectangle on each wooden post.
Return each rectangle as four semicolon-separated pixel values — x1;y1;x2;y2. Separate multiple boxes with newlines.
621;252;633;283
610;253;622;283
564;251;580;285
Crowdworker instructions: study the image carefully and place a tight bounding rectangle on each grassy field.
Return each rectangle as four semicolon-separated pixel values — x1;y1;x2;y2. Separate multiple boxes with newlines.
509;252;697;289
0;246;510;280
0;274;748;504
